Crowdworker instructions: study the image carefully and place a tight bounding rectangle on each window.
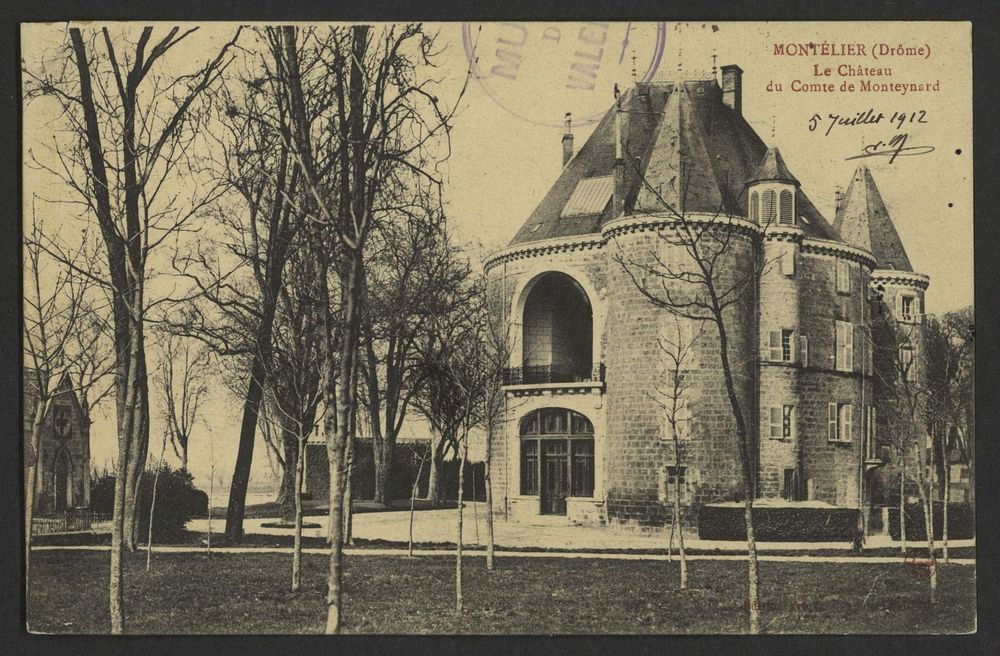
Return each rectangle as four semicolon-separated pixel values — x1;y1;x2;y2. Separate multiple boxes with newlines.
762;189;776;224
519;409;594;499
780;247;796;276
666;466;687;487
779;190;794;225
663;397;691;440
571;441;595;497
768;404;796;440
750;191;759;222
768;329;795;362
835;321;854;371
836;259;851;294
782;469;796;500
900;295;916;322
520;440;538;494
828;402;853;442
799;335;809;367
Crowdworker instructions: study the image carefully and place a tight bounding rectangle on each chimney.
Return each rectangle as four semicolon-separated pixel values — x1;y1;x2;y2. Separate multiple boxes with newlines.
721;64;743;115
562;113;574;167
613;87;625;217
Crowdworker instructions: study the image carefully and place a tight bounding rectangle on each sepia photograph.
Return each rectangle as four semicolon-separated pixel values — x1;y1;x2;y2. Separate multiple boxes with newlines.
19;19;976;636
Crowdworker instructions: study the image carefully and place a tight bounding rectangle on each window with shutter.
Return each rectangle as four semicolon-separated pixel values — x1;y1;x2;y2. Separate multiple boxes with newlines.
836;259;851;293
769;330;782;361
780;247;796;276
781;329;794;362
828;403;838;441
839;403;853;442
779;190;794;225
835;320;853;371
750;191;759;222
768;407;782;439
783;404;796;440
762;190;776;224
798;335;809;367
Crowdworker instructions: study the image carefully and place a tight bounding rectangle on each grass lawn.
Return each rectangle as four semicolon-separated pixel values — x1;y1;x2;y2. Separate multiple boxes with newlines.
27;550;975;634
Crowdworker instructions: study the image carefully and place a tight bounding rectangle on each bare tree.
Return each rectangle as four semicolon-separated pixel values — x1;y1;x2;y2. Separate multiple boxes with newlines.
873;313;939;601
278;24;469;632
24;25;240;632
145;432;168;573
650;316;707;590
157;333;211;472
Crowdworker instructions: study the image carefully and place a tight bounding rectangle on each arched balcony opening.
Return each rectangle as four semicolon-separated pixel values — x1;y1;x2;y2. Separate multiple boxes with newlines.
518;271;595;384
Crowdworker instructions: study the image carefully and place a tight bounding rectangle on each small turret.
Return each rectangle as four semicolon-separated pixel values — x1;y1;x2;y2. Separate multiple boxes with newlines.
747;147;799;227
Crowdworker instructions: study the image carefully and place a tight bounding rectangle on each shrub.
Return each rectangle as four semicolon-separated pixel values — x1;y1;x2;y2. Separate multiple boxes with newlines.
887;502;975;541
699;504;860;542
89;466;208;541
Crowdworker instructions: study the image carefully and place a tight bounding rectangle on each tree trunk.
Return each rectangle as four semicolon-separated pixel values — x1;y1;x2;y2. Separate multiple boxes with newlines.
920;481;939;604
280;427;299;522
372;434;392;506
409;448;428;558
24;402;46;588
485;429;495;571
225;350;270;543
675;477;687;590
455;436;468;614
426;446;441;506
146;438;167;573
123;365;150;550
292;434;306;592
744;497;761;632
942;456;950;563
899;460;907;554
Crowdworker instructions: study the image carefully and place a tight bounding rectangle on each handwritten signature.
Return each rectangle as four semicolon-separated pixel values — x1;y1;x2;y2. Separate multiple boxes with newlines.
845;133;935;164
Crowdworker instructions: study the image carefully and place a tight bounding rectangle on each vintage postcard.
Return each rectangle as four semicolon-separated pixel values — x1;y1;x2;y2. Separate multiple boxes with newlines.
21;20;974;635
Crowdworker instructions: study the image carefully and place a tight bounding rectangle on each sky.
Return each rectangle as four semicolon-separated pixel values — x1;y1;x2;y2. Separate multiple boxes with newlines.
22;22;973;499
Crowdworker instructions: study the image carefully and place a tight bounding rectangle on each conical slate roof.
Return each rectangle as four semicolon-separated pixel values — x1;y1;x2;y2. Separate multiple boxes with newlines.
833;165;913;271
747;147;799;185
508;78;839;246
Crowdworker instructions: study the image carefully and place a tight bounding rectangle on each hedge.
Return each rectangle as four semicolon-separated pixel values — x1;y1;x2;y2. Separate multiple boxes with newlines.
699;504;861;542
887;502;975;541
90;466;208;540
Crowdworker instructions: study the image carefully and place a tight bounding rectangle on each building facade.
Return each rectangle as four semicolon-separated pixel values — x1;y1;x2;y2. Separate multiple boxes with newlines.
24;373;92;513
485;66;928;531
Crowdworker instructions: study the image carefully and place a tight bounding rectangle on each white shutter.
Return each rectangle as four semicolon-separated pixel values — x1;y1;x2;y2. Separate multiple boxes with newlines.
828;403;838;441
845;324;854;371
798;335;809;367
769;331;782;361
835;322;844;370
781;248;796;276
790;406;797;441
842;403;853;442
769;407;781;439
895;294;903;321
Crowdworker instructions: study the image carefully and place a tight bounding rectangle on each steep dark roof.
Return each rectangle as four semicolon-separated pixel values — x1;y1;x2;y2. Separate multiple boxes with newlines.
508;78;839;246
747;147;799;185
833;165;913;271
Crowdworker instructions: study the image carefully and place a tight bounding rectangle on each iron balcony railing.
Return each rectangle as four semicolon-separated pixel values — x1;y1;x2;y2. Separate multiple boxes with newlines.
502;363;605;386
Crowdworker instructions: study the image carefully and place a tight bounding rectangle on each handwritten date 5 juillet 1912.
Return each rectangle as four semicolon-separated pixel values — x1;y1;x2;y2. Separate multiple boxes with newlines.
808;109;934;164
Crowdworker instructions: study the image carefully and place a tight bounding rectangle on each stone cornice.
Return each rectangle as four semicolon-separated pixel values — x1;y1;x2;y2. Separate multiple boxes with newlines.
763;226;805;243
484;234;605;271
800;238;876;268
870;269;931;290
601;212;760;240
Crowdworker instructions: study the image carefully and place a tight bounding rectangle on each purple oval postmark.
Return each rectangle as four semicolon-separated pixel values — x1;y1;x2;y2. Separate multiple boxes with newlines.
462;22;666;128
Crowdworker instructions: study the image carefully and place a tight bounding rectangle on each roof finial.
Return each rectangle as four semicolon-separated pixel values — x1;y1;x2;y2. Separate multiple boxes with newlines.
631;50;637;83
677;45;683;76
771;114;776;139
711;49;717;77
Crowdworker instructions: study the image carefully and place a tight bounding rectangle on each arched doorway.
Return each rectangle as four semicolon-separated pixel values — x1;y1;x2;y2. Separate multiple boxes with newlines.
53;450;71;512
520;408;594;515
520;272;593;384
